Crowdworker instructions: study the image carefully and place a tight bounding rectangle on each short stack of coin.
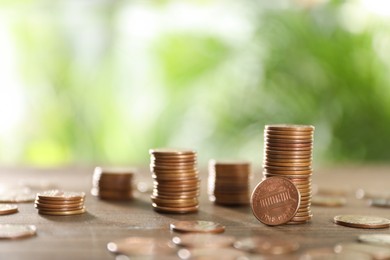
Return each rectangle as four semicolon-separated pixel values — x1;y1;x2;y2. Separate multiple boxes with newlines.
263;124;314;224
208;160;251;206
35;190;86;216
150;148;200;213
91;167;134;200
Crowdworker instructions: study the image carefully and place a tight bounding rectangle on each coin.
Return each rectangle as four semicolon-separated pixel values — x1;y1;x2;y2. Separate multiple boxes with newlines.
335;242;390;260
153;204;199;214
177;248;247;260
358;234;390;246
334;215;390;229
234;236;300;255
170;221;225;233
251;177;300;226
38;207;86;216
370;198;390;208
265;124;315;131
107;237;176;256
301;247;371;260
0;204;18;215
312;195;346;207
0;224;37;239
37;190;85;201
172;233;235;248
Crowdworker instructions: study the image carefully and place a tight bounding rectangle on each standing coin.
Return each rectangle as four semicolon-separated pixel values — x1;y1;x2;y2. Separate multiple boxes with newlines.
334;215;390;229
251;177;300;226
170;221;225;233
234;236;300;255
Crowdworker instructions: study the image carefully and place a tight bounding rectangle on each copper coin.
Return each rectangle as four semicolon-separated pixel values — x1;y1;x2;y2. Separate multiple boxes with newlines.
210;160;250;166
266;143;313;149
0;204;18;215
152;174;199;181
172;233;235;248
290;215;312;222
36;198;85;205
34;201;84;209
266;137;312;143
265;157;312;164
151;196;198;205
264;161;312;167
312;195;346;207
153;191;199;198
38;207;86;216
153;204;198;214
107;237;176;256
251;177;300;226
265;149;312;155
265;132;313;139
0;224;37;239
265;146;313;152
234;236;300;255
37;190;85;201
151;157;197;164
35;205;84;212
150;148;195;155
170;221;225;233
265;124;314;131
334;215;390;229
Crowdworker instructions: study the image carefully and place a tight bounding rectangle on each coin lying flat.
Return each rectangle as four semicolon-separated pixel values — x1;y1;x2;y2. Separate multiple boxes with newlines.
172;234;235;248
170;221;225;234
335;242;390;260
177;248;247;260
251;177;300;226
0;224;37;239
0;204;18;215
37;190;85;201
358;234;390;246
334;215;390;229
107;237;176;256
38;207;86;216
234;236;300;255
301;247;371;260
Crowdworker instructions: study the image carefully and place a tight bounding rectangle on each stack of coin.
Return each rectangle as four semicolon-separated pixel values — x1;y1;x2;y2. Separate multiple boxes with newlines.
35;190;86;216
150;148;200;213
208;160;251;206
263;124;314;224
91;167;134;200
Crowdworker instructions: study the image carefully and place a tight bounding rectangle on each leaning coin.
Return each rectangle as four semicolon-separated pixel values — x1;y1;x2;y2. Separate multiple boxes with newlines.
37;190;85;201
234;236;300;255
0;224;37;239
358;234;390;246
334;215;390;229
0;204;18;215
251;177;300;226
172;234;235;248
107;237;176;256
170;221;225;234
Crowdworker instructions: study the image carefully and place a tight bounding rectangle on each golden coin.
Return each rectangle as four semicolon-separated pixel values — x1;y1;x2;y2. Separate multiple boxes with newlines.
172;233;235;248
37;190;85;201
312;195;346;207
153;204;198;214
334;215;390;229
290;214;312;222
233;236;300;255
38;207;86;216
0;224;37;239
251;177;300;226
0;204;18;215
170;221;225;233
107;237;176;256
35;205;84;212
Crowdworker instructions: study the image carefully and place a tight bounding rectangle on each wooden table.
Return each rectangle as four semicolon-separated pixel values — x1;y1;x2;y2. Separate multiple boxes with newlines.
0;165;389;259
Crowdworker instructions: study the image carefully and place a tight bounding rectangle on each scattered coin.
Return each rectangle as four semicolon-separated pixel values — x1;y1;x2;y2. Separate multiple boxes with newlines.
335;242;390;260
312;195;347;207
177;248;247;260
107;237;176;256
358;234;390;246
334;215;390;229
234;236;300;255
0;224;37;239
170;221;225;234
37;190;85;201
251;176;300;226
0;204;18;215
35;190;86;216
172;233;235;248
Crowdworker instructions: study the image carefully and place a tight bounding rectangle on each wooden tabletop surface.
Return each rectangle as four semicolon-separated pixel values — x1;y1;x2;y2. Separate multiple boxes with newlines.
0;165;389;259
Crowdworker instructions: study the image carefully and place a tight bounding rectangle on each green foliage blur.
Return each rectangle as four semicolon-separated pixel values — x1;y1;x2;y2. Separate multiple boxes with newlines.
1;0;390;166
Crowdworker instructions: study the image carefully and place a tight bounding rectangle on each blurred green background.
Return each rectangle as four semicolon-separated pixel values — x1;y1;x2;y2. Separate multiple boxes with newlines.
1;0;390;167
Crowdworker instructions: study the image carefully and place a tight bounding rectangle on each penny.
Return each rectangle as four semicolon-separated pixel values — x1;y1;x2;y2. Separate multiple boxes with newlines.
335;242;390;260
251;177;300;226
153;204;199;214
172;233;235;248
334;215;390;229
107;237;176;256
170;221;225;233
265;124;315;131
0;204;18;215
234;236;300;255
312;195;346;207
38;207;86;216
0;224;37;239
265;161;312;167
265;132;313;139
35;205;84;212
37;190;85;201
177;248;247;260
358;234;390;246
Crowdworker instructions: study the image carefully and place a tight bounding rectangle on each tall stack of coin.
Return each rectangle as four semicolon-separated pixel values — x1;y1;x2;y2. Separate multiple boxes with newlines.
91;167;134;200
208;160;251;206
35;190;86;216
150;148;200;213
263;124;314;224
